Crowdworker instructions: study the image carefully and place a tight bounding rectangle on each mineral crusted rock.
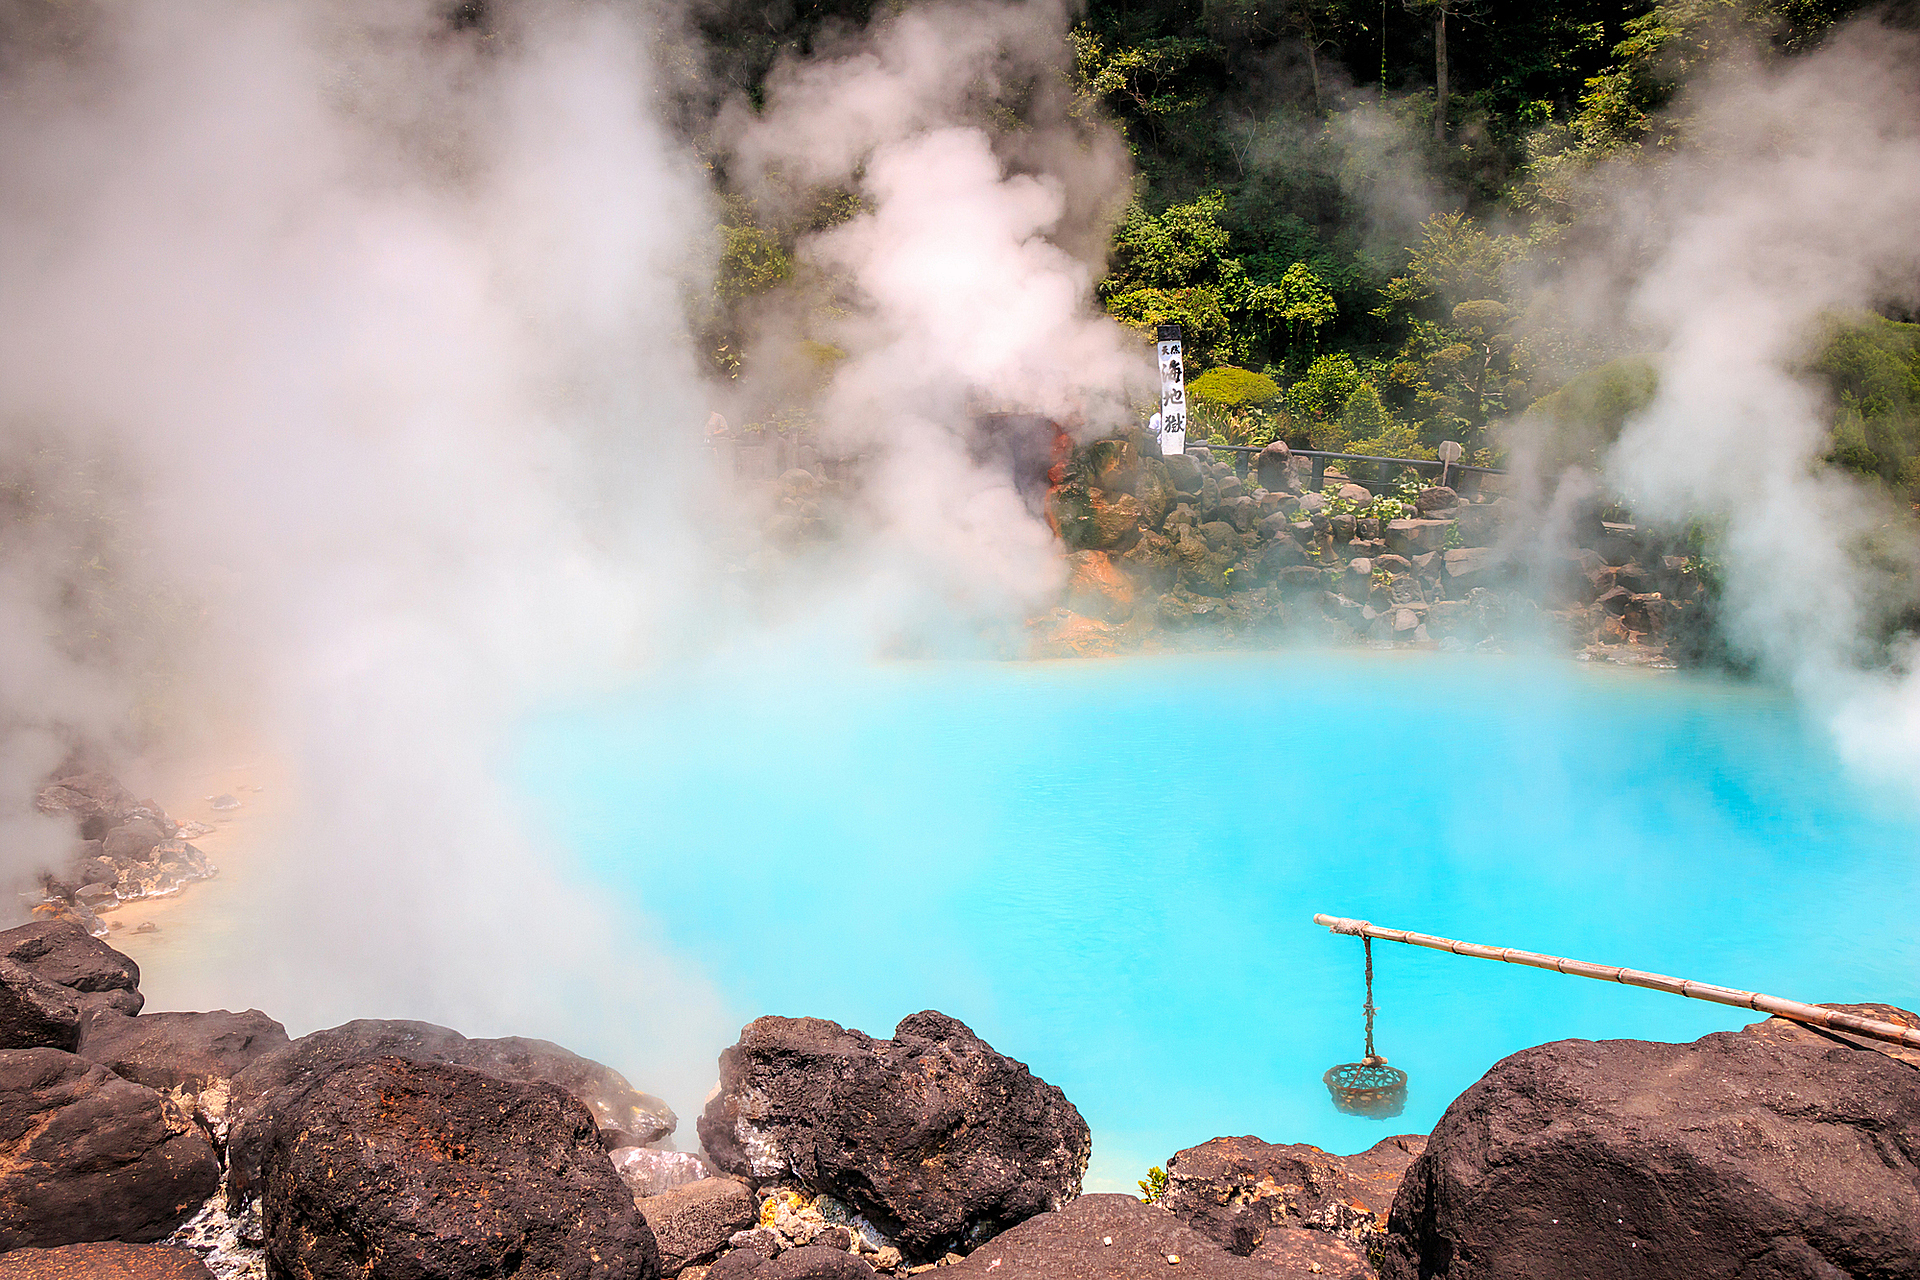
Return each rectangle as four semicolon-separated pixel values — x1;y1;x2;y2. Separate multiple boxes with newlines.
167;1192;266;1280
0;1242;215;1279
613;1147;714;1198
0;1048;220;1248
79;1009;289;1144
698;1010;1089;1259
259;1057;658;1280
638;1178;757;1274
1377;1005;1920;1280
1160;1132;1425;1258
226;1018;673;1203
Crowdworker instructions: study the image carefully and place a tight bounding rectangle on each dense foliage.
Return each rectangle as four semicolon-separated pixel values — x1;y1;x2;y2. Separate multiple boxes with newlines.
692;0;1919;499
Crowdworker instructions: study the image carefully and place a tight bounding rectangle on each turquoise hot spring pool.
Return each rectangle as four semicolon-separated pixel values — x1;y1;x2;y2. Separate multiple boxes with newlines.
516;652;1920;1192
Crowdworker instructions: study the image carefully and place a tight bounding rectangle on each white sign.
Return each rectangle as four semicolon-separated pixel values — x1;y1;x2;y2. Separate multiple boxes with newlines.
1157;336;1186;456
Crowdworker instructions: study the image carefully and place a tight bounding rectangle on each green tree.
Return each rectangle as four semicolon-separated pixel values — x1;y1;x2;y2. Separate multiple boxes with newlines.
1277;261;1338;362
1288;353;1364;443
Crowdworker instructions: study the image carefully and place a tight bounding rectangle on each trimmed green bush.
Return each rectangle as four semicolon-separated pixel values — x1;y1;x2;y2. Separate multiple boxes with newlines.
1189;365;1284;410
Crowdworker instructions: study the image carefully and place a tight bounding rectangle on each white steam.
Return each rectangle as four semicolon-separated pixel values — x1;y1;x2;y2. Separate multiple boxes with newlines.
0;0;1151;1114
0;0;734;1101
1573;22;1920;786
716;0;1148;651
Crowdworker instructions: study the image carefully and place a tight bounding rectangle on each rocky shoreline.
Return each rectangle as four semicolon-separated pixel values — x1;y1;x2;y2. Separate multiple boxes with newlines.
0;905;1913;1279
22;765;227;942
1028;436;1707;664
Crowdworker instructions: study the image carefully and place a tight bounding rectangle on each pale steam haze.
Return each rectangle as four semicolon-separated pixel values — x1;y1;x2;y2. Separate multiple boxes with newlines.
715;0;1151;651
1545;21;1920;788
0;0;1148;1114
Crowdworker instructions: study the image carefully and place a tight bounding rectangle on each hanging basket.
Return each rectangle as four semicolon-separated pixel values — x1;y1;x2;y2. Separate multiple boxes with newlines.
1323;1055;1408;1118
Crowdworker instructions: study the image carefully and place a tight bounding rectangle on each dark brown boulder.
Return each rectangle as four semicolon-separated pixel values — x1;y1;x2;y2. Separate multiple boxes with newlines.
1254;441;1296;494
0;961;81;1051
0;1049;220;1248
1377;1007;1920;1280
0;1243;213;1279
707;1246;875;1280
1160;1132;1425;1257
34;771;140;840
260;1057;658;1280
0;921;142;1018
698;1011;1089;1259
78;1008;289;1142
226;1019;673;1203
936;1193;1290;1279
453;1035;676;1149
637;1179;757;1274
102;818;169;864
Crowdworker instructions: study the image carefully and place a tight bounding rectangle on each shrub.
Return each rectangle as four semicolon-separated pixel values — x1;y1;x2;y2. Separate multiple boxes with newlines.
1288;353;1363;440
1190;365;1284;410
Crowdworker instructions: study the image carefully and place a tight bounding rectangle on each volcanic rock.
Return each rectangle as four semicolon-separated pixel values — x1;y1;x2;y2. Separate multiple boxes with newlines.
1376;1007;1920;1280
614;1147;715;1199
259;1056;658;1280
0;1048;220;1248
1063;550;1135;622
1254;442;1295;494
35;771;140;840
103;818;170;864
456;1034;677;1148
0;962;81;1052
1162;454;1202;495
1253;537;1310;579
78;1008;289;1143
0;920;141;1022
1119;528;1176;592
1337;483;1371;504
1455;499;1504;543
1084;490;1144;550
707;1246;874;1280
937;1194;1290;1279
1384;519;1453;557
0;1243;214;1280
1160;1133;1425;1256
638;1179;757;1275
227;1019;674;1202
114;841;216;902
1442;546;1500;588
698;1010;1090;1259
1134;459;1173;526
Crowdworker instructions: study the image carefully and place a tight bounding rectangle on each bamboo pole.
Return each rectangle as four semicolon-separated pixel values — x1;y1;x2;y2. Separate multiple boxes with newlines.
1313;914;1920;1052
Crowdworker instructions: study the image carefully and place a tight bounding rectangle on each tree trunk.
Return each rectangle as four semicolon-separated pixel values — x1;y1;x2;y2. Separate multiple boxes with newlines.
1306;38;1323;113
1434;7;1449;143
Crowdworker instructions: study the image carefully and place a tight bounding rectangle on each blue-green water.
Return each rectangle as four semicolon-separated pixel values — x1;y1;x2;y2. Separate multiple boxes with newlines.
516;653;1920;1192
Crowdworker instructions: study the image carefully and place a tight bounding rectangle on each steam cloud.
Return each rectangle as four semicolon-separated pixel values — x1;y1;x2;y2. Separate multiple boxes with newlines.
1550;21;1920;788
0;0;1146;1115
